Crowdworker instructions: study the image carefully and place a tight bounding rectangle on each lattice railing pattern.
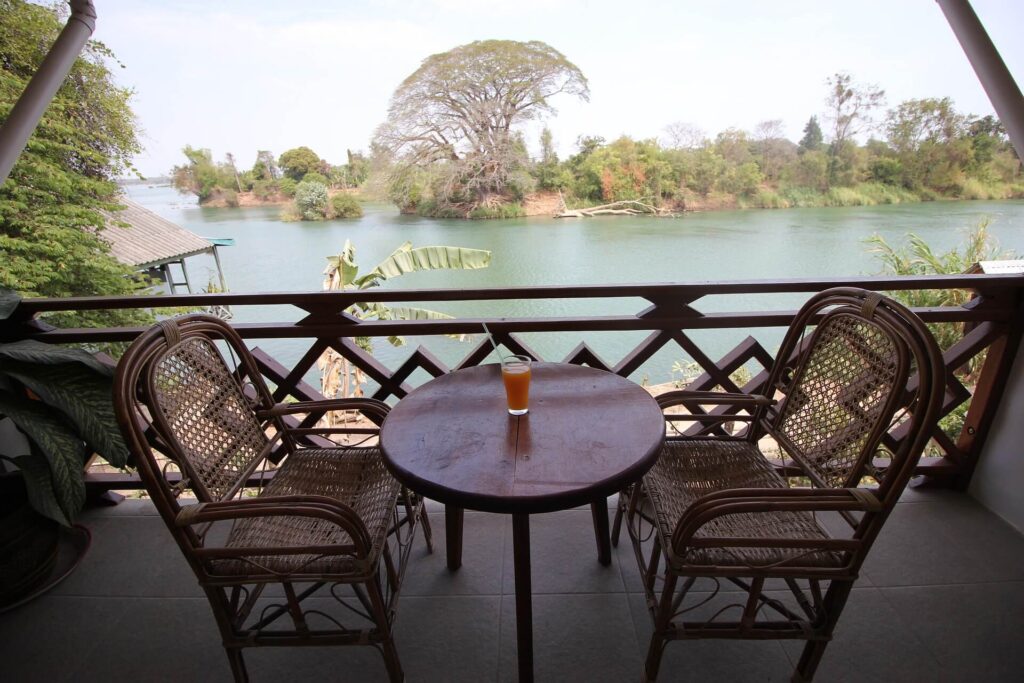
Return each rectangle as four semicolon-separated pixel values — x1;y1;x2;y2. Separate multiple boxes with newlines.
5;274;1022;491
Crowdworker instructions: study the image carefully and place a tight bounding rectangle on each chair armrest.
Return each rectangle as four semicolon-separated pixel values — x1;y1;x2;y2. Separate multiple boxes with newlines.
656;390;773;410
257;398;390;422
175;494;372;555
670;487;881;551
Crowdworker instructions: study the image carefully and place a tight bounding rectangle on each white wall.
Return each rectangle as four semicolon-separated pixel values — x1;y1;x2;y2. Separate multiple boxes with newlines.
970;335;1024;533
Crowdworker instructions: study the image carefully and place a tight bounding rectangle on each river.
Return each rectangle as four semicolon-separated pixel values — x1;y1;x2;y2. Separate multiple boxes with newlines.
122;184;1024;387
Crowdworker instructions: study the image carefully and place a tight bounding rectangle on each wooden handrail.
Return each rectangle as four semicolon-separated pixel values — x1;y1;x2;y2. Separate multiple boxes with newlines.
8;275;1019;494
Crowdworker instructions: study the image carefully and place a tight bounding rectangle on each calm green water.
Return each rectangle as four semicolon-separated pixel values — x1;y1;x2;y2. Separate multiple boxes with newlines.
124;185;1024;386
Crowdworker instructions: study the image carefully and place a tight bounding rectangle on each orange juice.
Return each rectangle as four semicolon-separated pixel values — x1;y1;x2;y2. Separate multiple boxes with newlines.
501;356;531;415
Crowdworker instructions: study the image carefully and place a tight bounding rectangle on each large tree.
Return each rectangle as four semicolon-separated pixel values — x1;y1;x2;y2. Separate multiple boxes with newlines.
823;72;885;185
885;97;969;190
278;146;322;182
0;0;151;330
798;116;823;152
375;40;588;207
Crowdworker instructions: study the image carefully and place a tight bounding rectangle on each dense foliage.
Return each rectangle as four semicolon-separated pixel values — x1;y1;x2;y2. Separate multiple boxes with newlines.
172;142;370;220
372;65;1019;217
0;0;153;329
867;224;1016;443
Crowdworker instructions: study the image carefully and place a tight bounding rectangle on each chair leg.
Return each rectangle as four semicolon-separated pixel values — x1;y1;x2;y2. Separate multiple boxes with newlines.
643;635;667;683
366;578;404;683
610;486;628;548
419;499;434;554
643;571;678;683
793;580;854;682
380;636;405;683
225;647;248;683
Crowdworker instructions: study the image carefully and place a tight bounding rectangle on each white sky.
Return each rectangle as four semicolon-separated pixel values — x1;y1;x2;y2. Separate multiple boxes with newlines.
85;0;1024;178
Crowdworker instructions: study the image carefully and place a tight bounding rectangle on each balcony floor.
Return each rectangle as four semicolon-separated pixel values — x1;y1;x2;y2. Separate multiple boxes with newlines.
2;487;1024;682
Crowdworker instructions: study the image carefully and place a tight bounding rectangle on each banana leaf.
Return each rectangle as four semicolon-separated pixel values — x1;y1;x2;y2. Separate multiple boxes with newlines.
325;239;360;287
360;242;491;286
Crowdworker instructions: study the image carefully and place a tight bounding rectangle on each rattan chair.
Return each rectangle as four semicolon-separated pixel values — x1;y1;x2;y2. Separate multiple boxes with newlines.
114;314;431;682
619;288;943;682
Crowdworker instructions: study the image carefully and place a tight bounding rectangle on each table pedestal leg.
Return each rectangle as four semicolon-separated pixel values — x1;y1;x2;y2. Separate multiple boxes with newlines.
445;505;464;571
591;499;612;566
512;512;534;683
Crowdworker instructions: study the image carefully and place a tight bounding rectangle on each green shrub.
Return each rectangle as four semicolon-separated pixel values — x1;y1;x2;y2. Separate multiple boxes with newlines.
302;171;330;187
779;187;821;208
750;189;789;209
468;203;525;219
221;188;239;208
858;182;918;205
252;179;274;201
294;180;329;220
330;193;363;218
825;187;874;207
868;157;902;185
277;177;298;197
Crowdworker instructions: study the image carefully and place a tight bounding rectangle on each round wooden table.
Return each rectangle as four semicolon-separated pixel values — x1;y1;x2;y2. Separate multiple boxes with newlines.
380;363;664;683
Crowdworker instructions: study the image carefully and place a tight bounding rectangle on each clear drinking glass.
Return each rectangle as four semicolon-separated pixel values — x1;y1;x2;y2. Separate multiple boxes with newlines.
501;355;532;415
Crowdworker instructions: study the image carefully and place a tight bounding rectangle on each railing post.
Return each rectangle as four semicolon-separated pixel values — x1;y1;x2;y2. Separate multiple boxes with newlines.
953;294;1024;489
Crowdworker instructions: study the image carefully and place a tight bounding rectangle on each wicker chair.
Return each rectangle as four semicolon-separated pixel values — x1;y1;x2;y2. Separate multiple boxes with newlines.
113;314;431;682
619;288;943;682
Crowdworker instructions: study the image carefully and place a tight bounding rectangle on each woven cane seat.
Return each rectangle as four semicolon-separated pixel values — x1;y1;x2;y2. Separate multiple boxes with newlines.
644;438;843;569
211;447;400;577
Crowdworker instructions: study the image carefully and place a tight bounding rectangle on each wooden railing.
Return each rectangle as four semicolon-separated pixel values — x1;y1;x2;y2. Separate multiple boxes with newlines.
4;273;1023;494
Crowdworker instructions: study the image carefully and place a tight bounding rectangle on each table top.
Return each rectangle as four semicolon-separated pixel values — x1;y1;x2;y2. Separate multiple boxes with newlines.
380;363;665;514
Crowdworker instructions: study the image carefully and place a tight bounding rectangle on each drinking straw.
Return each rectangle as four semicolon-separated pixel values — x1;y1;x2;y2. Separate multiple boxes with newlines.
481;322;506;362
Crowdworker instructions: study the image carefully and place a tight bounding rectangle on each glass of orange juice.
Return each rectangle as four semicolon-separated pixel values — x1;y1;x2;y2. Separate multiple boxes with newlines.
501;355;531;415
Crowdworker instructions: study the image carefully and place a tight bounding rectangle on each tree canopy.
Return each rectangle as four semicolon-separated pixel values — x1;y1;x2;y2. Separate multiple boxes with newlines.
278;146;322;181
375;39;589;210
0;0;152;329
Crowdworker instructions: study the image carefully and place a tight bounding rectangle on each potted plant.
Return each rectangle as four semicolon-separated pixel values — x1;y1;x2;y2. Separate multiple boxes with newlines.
0;289;129;608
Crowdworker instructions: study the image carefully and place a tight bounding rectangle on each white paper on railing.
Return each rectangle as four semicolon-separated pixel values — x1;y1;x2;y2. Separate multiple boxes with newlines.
977;260;1024;274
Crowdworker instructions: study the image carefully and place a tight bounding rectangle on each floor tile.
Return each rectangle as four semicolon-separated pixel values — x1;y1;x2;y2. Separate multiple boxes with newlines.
501;509;626;593
77;597;228;682
627;592;795;681
51;516;199;597
499;593;641;683
862;500;1024;586
7;495;1024;682
244;595;501;683
779;587;942;682
0;595;132;683
881;582;1024;682
501;509;626;595
403;511;506;596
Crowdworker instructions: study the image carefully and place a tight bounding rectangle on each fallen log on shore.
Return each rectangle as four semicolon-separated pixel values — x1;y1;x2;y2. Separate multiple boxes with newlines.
555;199;674;218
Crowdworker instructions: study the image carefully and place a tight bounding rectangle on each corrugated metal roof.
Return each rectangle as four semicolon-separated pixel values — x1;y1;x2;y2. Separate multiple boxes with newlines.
100;198;213;268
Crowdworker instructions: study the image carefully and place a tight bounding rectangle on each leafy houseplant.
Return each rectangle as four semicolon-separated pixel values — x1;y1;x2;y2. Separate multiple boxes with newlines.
0;290;130;605
0;339;129;525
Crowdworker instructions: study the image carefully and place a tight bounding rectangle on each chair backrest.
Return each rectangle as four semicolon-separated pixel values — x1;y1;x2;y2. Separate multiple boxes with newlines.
758;288;944;505
115;315;281;520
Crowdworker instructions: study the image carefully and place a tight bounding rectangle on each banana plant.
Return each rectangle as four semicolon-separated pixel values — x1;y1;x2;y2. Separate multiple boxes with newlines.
320;241;491;403
0;290;130;525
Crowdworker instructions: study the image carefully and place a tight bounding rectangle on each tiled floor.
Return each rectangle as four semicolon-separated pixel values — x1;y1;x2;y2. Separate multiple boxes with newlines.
2;487;1023;682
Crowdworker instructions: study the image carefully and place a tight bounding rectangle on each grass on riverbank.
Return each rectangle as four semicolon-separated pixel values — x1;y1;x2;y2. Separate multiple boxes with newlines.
734;180;1023;211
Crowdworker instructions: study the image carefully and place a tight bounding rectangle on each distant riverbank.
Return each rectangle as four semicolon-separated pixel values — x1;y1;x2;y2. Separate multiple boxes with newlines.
173;181;1023;218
